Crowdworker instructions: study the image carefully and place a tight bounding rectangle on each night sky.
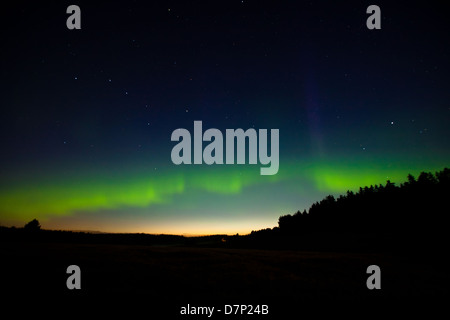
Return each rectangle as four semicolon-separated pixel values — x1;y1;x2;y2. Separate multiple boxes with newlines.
1;1;449;234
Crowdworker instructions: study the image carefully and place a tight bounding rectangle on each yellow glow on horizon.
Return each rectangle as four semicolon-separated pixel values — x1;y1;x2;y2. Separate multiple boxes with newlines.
37;218;276;236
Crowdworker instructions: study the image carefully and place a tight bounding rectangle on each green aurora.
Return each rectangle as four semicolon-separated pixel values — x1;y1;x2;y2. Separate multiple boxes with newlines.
1;154;447;234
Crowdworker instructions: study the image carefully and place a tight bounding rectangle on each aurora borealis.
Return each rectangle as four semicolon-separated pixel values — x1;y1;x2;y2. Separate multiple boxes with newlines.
1;1;449;234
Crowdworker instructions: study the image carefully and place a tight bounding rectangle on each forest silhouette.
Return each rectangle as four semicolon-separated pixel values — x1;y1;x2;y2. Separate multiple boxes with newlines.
242;168;449;252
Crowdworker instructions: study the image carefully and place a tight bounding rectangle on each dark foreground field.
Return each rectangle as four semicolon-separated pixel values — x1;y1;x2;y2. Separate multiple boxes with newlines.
1;241;447;302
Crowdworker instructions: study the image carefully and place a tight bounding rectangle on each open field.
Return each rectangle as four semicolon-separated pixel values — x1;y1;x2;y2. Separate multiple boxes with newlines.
1;241;447;301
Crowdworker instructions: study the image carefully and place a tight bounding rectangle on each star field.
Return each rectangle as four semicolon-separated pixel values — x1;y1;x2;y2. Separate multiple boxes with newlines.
0;1;449;234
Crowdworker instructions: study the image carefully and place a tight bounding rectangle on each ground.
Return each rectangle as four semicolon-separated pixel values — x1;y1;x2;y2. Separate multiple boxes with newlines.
1;241;446;302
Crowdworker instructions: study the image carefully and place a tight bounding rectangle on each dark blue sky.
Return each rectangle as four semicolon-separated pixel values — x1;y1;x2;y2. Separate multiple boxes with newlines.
0;1;449;234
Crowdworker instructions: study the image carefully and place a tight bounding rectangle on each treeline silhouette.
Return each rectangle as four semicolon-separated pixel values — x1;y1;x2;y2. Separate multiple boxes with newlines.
278;168;449;233
1;168;448;252
0;225;230;247
243;168;450;252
